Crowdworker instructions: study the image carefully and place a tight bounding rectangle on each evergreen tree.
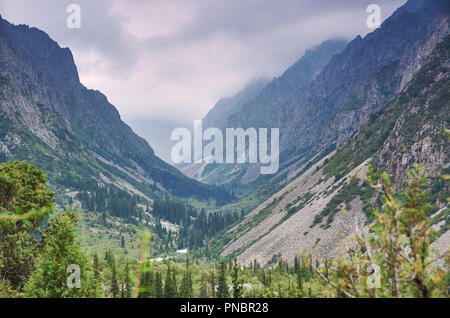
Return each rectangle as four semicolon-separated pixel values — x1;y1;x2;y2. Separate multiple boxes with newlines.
296;268;303;296
231;258;243;298
171;266;178;297
294;256;304;295
111;260;119;298
24;212;100;297
164;264;177;298
0;161;54;291
92;253;101;294
124;261;132;298
217;261;229;298
210;271;216;298
93;253;100;279
180;259;193;297
105;249;115;268
154;272;163;298
138;267;153;298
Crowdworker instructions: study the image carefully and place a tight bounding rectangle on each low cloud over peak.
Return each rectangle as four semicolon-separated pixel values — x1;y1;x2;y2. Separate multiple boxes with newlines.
0;0;406;123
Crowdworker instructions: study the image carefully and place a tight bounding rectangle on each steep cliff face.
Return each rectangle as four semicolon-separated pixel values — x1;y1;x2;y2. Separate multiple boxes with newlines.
182;39;348;189
221;34;449;266
316;0;449;152
0;15;232;203
214;0;448;194
371;44;449;186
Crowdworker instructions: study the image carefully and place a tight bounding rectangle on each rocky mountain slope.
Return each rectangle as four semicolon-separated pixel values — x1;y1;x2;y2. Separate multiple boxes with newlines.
179;77;269;178
182;39;348;188
203;78;270;130
221;34;449;266
0;15;233;205
230;0;448;158
186;0;449;199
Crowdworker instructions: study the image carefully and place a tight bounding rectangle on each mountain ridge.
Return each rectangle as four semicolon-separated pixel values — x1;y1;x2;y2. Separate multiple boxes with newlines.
221;0;449;191
221;33;449;266
182;38;348;189
0;15;233;204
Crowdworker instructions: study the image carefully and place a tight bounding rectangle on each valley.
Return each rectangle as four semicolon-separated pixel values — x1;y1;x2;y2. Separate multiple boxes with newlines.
0;0;448;299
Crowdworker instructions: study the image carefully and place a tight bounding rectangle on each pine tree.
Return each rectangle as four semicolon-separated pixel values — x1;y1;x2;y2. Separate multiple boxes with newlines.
164;264;177;298
154;272;163;298
217;261;229;298
105;248;115;268
138;268;153;298
0;161;54;291
231;258;243;298
92;253;101;294
294;255;299;274
172;266;178;297
294;256;303;295
111;260;119;298
210;271;216;298
124;261;132;298
24;212;100;297
180;259;193;297
93;253;100;278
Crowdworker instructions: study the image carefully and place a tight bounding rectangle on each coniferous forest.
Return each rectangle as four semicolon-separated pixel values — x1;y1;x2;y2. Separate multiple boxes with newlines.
0;160;448;298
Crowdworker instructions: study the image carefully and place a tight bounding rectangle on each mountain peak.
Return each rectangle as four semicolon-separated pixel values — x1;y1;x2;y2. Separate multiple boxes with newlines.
0;15;233;203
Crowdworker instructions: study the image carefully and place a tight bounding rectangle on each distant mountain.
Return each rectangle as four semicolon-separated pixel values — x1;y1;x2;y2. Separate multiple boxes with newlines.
0;15;233;204
228;0;449;172
181;39;348;188
222;33;450;266
203;78;270;130
194;0;448;198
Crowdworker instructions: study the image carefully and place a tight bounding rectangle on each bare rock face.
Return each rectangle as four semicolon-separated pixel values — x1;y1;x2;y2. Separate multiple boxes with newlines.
222;2;450;266
0;15;232;202
193;0;449;195
183;39;348;188
372;47;450;187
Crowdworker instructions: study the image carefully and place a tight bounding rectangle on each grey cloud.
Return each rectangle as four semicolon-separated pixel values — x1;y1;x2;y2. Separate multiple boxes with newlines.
144;0;406;47
0;0;140;76
0;0;407;124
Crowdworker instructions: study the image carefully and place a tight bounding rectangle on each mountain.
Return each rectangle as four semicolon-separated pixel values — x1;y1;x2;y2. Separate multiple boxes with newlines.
179;78;269;178
228;0;448;173
220;31;450;267
181;39;348;188
189;0;449;199
0;15;233;205
203;78;270;130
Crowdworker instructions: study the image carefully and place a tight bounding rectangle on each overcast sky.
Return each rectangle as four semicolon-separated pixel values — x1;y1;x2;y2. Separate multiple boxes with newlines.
0;0;407;125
